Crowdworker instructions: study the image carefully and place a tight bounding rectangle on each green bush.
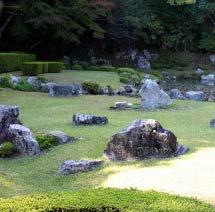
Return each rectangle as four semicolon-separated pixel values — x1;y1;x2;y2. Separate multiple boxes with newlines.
71;64;83;70
82;81;102;95
0;142;17;158
0;189;214;212
22;62;63;76
36;134;58;150
14;80;36;92
0;53;36;73
119;71;141;86
117;67;136;74
36;76;48;83
0;74;13;88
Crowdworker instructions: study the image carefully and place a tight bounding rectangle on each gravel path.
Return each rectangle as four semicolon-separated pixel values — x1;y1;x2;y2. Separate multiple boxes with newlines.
103;148;215;205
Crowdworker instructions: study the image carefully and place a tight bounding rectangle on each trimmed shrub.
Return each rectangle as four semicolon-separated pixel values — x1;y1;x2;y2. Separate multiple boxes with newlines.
0;74;13;88
0;53;36;72
14;80;36;92
82;81;102;95
22;62;63;76
87;65;101;71
71;64;83;70
119;71;141;86
0;142;17;158
117;67;136;74
0;189;214;212
36;134;58;150
36;76;48;83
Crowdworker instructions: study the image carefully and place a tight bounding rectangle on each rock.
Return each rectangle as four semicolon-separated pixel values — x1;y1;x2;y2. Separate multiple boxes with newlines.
209;54;215;66
0;105;19;143
137;56;151;71
201;74;215;81
116;85;137;97
185;91;206;101
104;119;188;161
210;119;215;128
169;89;184;100
195;68;204;75
208;90;215;102
73;114;108;125
8;124;40;156
10;75;22;85
41;82;57;93
60;160;102;175
49;83;82;97
139;79;172;110
115;102;133;110
201;80;214;86
48;131;74;144
27;77;42;90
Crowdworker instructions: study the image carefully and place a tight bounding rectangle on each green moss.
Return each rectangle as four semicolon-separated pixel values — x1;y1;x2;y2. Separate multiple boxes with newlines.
0;142;17;158
0;189;214;212
36;134;58;150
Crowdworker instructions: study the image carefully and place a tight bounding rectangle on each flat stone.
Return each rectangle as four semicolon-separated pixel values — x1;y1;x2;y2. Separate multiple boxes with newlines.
60;160;102;175
9;124;40;156
0;105;19;143
104;119;188;161
210;119;215;128
48;131;74;144
201;74;215;81
169;89;184;100
73;113;108;125
115;102;133;110
185;91;205;101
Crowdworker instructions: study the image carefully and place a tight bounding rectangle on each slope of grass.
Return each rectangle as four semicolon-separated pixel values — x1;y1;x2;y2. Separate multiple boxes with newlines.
1;189;215;212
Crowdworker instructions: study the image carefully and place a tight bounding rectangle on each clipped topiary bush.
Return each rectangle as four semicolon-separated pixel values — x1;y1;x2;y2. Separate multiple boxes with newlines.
36;134;58;150
0;52;36;73
0;142;17;158
0;74;13;88
0;189;214;212
119;70;141;86
47;62;63;73
14;80;36;92
117;67;136;74
71;64;83;70
82;81;102;95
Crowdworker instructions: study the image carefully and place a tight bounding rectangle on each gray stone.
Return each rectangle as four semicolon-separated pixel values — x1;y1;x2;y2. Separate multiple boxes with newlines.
48;131;74;144
210;119;215;128
41;82;57;93
60;160;102;175
102;86;113;95
115;102;133;110
10;75;22;85
169;89;184;100
137;56;151;71
9;124;40;156
185;91;205;101
139;79;172;110
0;105;19;143
195;68;204;75
116;85;137;97
201;74;215;81
73;113;108;125
104;119;188;161
27;77;42;90
209;54;215;66
49;83;82;97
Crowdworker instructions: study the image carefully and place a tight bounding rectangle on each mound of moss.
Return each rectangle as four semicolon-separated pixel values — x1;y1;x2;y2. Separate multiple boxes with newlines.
0;189;214;212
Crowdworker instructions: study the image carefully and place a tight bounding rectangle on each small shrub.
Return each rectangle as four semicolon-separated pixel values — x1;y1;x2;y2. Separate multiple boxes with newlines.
0;142;17;158
119;71;141;86
14;80;36;92
117;67;136;74
71;64;83;70
36;134;58;150
0;74;13;88
82;81;102;95
36;76;48;83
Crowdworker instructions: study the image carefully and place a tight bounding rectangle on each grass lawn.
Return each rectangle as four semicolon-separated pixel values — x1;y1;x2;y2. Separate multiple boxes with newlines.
0;88;215;200
39;70;125;89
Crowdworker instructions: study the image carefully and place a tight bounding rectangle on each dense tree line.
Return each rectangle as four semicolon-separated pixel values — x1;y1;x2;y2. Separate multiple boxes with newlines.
0;0;214;58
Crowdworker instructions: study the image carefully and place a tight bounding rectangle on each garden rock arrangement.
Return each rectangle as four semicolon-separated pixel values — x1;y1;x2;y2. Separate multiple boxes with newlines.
185;91;206;101
0;105;20;143
115;85;137;97
60;160;102;175
104;119;188;161
49;83;82;97
140;79;172;110
169;89;184;100
48;131;74;144
9;124;40;156
73;113;108;125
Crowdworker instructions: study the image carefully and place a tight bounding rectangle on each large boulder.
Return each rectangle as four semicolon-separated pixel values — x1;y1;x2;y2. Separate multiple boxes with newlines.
137;56;151;71
48;131;74;144
49;83;82;97
0;105;19;143
41;82;57;93
139;79;172;110
10;75;22;85
73;114;108;125
169;89;184;100
185;91;205;101
201;74;215;81
9;124;40;156
104;119;188;161
60;160;102;175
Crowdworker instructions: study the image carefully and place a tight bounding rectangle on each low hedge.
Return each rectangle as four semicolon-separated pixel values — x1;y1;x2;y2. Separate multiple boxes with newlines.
0;52;36;73
82;81;102;95
22;62;63;75
0;189;214;212
87;65;117;72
